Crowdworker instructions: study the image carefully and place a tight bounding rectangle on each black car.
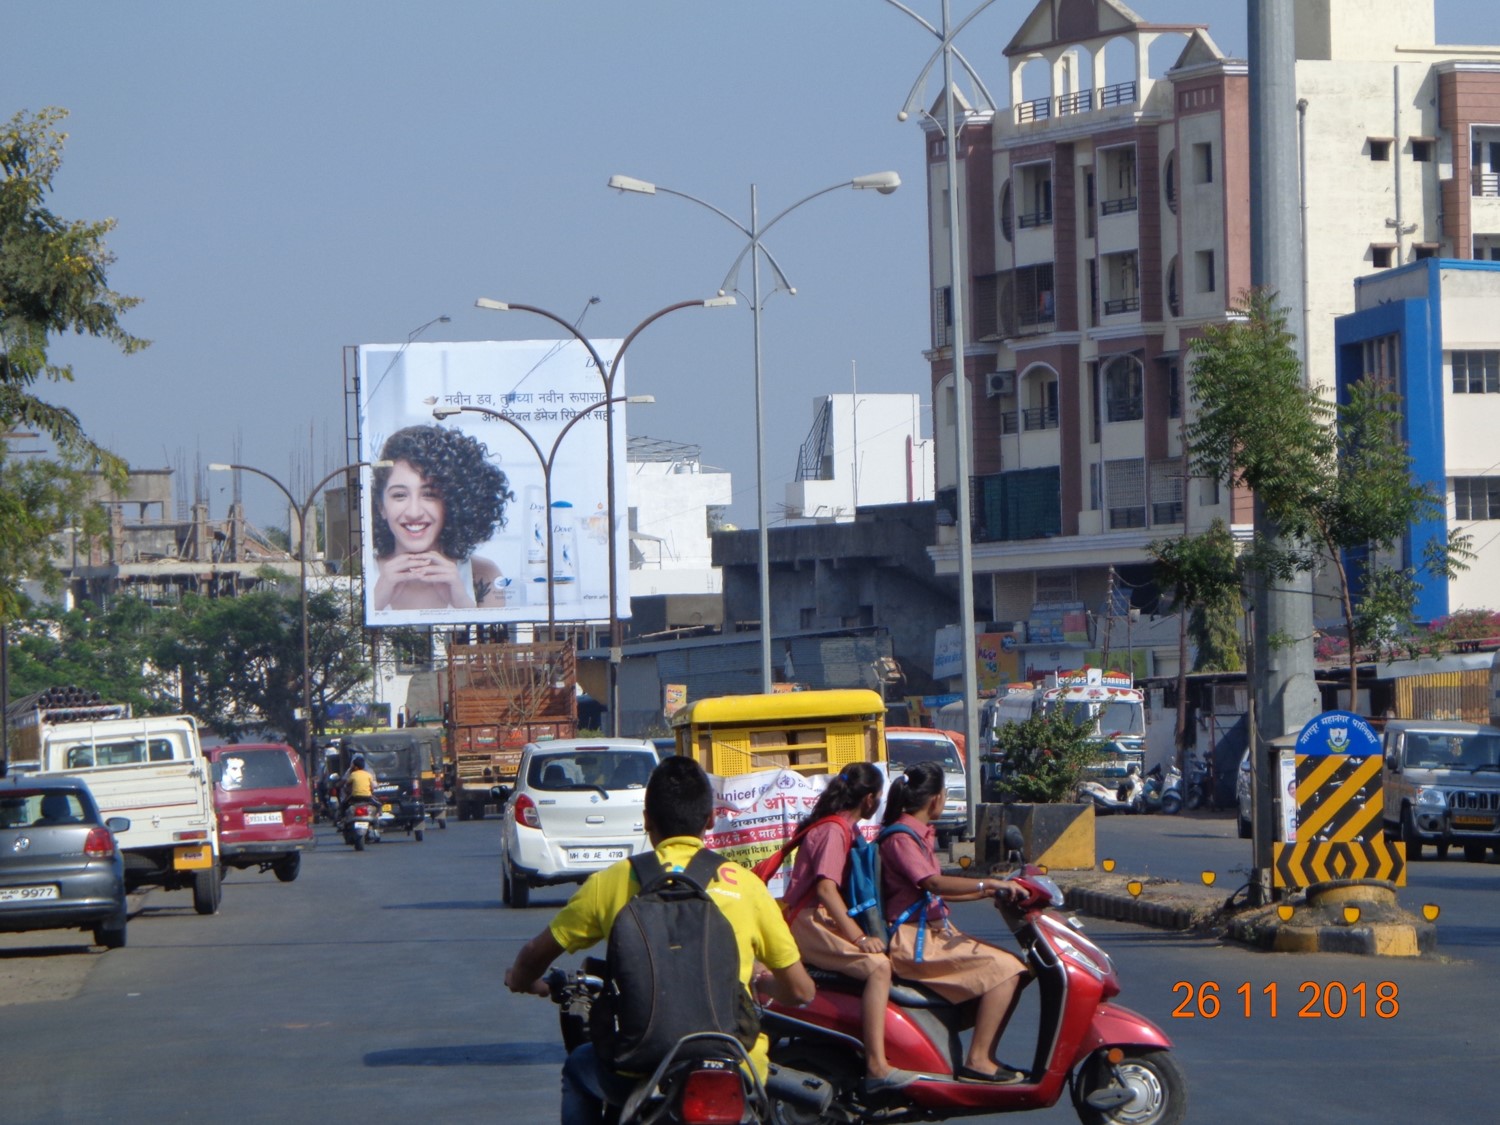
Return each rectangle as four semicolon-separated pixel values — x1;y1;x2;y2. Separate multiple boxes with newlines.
341;731;446;839
0;775;130;949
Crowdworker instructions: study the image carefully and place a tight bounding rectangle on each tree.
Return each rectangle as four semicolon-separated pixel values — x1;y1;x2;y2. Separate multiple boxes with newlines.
0;450;111;621
1150;518;1244;674
1;107;145;469
5;596;176;713
161;583;372;743
1188;289;1472;702
991;709;1103;803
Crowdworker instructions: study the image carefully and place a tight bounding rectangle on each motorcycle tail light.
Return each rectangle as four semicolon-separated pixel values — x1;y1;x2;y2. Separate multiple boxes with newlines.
678;1067;745;1125
84;828;116;858
515;794;540;829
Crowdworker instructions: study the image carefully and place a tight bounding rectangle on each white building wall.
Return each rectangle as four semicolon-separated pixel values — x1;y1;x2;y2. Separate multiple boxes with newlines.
626;455;731;598
785;393;934;522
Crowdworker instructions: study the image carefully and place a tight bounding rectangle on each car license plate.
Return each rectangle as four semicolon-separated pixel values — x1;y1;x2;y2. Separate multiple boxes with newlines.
1453;814;1493;829
173;844;214;870
0;885;61;904
244;811;284;826
381;804;393;813
566;847;630;864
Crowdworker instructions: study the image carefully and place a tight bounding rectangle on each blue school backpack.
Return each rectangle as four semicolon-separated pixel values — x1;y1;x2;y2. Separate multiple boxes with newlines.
877;822;939;960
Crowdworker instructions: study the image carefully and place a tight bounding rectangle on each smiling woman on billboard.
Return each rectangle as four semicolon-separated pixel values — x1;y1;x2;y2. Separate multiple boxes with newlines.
370;424;516;611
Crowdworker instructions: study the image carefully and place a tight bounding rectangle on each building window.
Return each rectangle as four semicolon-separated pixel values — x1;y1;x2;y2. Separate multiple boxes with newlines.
1166;362;1182;419
1370;244;1395;269
1411;137;1434;162
1018;162;1053;227
1412;243;1439;260
1101;251;1140;314
998;180;1013;242
1163;150;1177;213
1100;146;1138;214
1104;356;1144;422
1454;477;1500;520
1106;458;1147;529
1022;374;1059;431
933;285;952;347
1368;137;1393;161
1167;256;1181;317
1150;458;1184;526
1196;249;1216;293
1089;463;1101;510
1452;350;1500;394
1193;142;1213;184
1363;335;1399;383
973;273;999;339
1016;263;1055;328
1035;571;1076;604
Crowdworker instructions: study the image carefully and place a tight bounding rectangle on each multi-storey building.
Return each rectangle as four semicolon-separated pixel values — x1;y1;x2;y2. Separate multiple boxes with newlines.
923;0;1500;662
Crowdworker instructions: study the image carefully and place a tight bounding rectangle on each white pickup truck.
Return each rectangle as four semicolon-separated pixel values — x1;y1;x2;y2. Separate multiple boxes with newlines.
24;715;223;914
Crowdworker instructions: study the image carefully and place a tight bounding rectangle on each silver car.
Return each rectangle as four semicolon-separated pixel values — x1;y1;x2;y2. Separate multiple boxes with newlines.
496;739;659;908
0;775;130;948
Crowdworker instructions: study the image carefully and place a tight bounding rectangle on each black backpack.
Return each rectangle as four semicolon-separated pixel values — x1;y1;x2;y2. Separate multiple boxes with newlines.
590;848;760;1073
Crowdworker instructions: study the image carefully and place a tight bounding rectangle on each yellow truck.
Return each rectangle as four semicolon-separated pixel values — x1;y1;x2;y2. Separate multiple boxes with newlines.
669;689;887;778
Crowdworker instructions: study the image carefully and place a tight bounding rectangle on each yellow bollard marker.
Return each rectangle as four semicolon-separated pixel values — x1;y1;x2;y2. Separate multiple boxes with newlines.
1342;906;1361;925
1126;880;1143;897
1101;859;1116;872
1201;871;1216;886
1277;905;1295;921
1422;903;1440;922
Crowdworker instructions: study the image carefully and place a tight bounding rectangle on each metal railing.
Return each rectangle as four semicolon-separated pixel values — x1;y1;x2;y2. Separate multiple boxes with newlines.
1100;196;1138;215
1058;89;1093;116
1022;405;1059;431
1103;296;1141;315
1015;97;1051;123
1474;170;1500;197
1099;81;1137;108
1017;209;1053;228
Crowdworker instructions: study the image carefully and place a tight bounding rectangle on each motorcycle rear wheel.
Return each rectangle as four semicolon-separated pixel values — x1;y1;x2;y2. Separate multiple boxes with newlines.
1073;1048;1186;1125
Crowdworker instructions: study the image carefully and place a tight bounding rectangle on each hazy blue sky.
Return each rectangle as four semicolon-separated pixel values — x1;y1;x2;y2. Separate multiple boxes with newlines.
5;1;1499;531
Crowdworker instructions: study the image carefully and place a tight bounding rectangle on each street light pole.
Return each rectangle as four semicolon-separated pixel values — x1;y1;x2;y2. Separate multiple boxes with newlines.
474;297;730;734
883;0;1001;841
607;171;901;693
208;460;383;773
431;396;653;641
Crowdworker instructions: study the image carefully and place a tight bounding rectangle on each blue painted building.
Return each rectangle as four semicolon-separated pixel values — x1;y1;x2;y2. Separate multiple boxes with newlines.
1334;258;1500;622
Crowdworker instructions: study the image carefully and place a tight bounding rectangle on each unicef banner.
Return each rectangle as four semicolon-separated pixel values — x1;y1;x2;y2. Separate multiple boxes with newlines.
704;765;889;896
356;339;629;628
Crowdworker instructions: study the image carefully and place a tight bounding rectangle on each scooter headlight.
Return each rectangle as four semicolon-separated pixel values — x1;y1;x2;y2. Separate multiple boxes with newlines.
1053;933;1111;981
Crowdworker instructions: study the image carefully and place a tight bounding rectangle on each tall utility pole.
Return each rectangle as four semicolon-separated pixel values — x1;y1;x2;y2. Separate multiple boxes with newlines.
1248;0;1321;900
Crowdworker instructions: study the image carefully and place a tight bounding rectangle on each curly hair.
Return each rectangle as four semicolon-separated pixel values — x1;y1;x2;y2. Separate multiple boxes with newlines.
371;425;514;559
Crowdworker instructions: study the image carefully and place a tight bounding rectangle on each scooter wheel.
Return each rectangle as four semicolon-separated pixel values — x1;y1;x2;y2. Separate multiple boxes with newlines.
354;834;366;852
1073;1048;1187;1125
1160;795;1182;815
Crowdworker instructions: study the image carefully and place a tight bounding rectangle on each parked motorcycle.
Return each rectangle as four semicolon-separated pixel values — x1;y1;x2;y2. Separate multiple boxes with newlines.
338;798;384;851
1143;764;1184;816
1182;754;1211;811
762;867;1187;1124
545;963;831;1125
1077;764;1145;815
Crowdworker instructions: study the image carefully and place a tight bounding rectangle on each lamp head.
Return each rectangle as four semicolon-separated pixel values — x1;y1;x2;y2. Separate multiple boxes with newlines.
208;463;231;472
702;296;736;308
474;298;510;312
608;174;656;195
432;407;461;419
852;171;902;195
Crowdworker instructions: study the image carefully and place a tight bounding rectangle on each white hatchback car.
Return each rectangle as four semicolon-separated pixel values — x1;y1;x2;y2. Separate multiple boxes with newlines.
498;738;659;907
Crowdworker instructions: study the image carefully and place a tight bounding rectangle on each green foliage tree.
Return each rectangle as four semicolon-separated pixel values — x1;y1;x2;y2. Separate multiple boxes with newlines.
1149;518;1244;674
1;107;145;472
990;709;1103;803
5;596;176;714
1187;289;1472;703
0;450;111;621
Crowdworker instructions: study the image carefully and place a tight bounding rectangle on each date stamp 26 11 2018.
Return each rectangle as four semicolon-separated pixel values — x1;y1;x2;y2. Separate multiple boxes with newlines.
1171;980;1399;1020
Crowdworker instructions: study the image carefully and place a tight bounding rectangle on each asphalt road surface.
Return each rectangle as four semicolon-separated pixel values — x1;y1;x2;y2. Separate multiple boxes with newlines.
1;813;1494;1123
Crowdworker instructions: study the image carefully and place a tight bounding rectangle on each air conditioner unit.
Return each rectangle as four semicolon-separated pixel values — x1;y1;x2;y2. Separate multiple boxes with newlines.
986;370;1016;398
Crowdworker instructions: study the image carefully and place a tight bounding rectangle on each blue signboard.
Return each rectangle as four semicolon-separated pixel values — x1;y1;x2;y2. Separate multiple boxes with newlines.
1295;710;1381;757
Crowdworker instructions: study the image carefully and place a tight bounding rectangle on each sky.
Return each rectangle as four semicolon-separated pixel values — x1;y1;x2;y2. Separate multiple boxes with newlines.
5;0;1500;532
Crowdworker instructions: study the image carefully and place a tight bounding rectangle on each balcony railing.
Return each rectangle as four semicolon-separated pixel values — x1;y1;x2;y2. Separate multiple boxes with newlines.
1058;89;1093;116
1017;209;1054;229
1000;411;1020;435
1016;96;1051;123
1099;81;1137;108
1474;170;1500;197
1022;405;1060;432
1102;296;1141;315
1100;196;1138;215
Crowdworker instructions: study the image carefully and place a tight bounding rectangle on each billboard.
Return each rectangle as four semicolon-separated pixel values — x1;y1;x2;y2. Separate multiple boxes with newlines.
357;339;628;628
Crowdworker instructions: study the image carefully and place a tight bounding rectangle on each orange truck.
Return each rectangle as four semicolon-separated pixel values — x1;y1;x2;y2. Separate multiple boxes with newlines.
441;641;577;820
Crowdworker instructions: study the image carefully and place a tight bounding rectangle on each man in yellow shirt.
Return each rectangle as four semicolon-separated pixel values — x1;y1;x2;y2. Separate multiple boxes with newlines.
505;756;815;1124
341;756;378;811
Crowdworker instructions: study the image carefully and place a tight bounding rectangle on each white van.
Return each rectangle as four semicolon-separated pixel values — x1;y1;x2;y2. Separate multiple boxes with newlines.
1381;719;1500;861
885;727;968;846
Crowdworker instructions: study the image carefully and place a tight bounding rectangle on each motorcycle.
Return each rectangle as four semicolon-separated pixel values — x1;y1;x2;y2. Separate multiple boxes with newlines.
1182;754;1211;811
1076;764;1145;815
761;867;1187;1125
338;797;384;851
545;962;832;1125
1142;764;1184;816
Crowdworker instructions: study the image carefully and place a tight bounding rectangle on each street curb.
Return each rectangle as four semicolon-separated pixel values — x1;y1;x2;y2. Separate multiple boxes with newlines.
1059;885;1204;931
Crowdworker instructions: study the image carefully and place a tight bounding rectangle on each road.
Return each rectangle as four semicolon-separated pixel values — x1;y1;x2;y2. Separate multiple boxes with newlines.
0;813;1494;1123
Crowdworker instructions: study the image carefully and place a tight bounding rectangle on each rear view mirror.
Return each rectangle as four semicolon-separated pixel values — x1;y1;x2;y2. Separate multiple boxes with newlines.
491;785;513;805
106;816;131;833
1384;753;1400;773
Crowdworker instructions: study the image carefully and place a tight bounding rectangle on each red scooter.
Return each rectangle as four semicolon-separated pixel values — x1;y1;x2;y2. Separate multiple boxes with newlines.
761;868;1186;1124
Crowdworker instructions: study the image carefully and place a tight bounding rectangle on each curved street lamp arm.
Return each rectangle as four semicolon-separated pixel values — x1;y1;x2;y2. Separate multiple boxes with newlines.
610;300;715;386
214;463;297;512
436;405;548;472
647;184;754;241
546;396;629;472
719;241;796;306
495;302;614;386
885;0;1002;117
